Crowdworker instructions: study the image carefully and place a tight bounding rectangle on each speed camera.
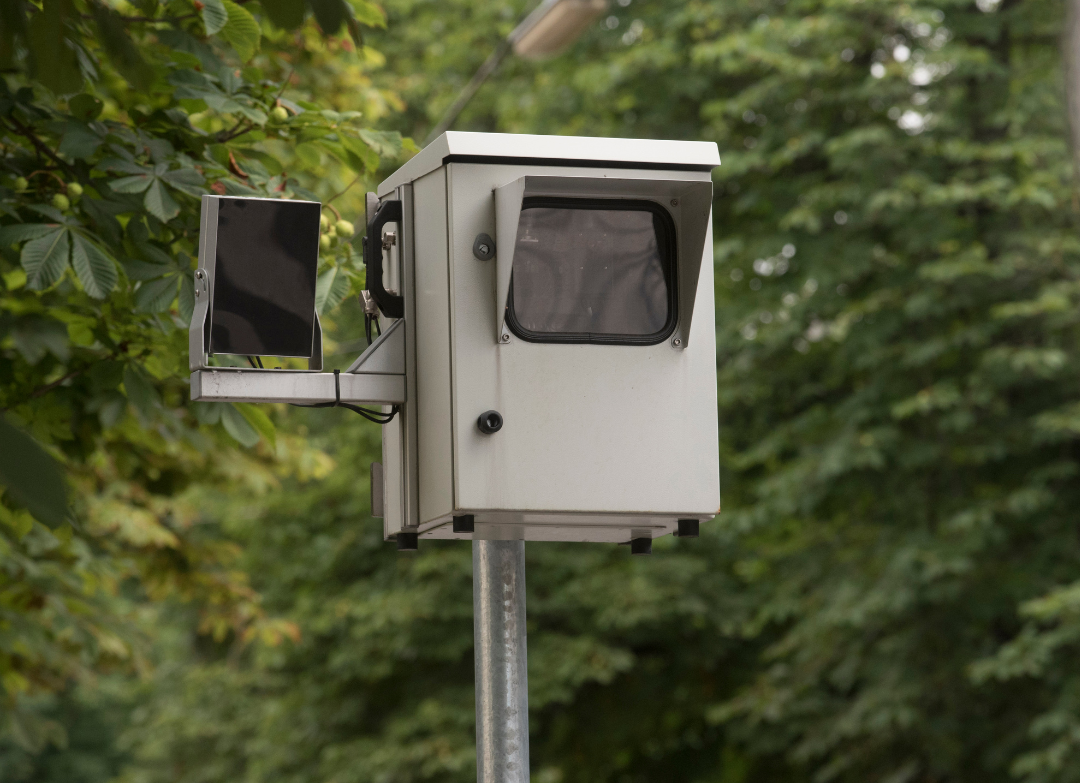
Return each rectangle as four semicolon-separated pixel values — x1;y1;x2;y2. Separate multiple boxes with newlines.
188;132;721;549
371;132;721;547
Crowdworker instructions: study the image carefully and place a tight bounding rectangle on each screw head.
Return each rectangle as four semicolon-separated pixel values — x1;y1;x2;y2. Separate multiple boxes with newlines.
673;337;682;347
194;289;200;298
670;198;679;207
473;233;496;261
501;333;510;343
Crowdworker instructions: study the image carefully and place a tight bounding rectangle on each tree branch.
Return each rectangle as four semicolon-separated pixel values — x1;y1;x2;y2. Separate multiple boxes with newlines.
2;117;75;174
216;119;253;143
326;173;362;206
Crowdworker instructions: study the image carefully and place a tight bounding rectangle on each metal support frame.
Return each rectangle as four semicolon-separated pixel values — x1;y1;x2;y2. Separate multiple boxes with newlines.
474;540;530;783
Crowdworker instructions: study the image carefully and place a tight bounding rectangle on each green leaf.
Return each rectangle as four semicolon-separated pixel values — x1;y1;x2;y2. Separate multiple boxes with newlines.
122;363;159;419
346;0;385;28
68;93;102;121
307;0;349;35
0;0;29;70
70;234;118;299
357;128;403;158
134;275;178;313
144;180;180;221
219;0;261;62
21;229;70;290
109;174;154;193
294;142;322;168
0;223;60;246
340;134;380;171
260;0;306;30
27;0;82;95
160;167;206;197
178;273;195;326
58;124;102;159
221;403;260;448
90;3;154;91
202;0;229;35
0;415;67;527
315;266;351;313
235;403;276;448
10;317;68;365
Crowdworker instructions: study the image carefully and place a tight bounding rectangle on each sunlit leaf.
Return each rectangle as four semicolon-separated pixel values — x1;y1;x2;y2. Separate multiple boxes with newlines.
347;0;386;28
236;403;276;448
221;403;260;447
219;0;261;62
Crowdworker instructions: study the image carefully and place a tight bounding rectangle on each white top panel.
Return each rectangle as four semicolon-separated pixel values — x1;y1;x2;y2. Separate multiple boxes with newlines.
377;131;720;196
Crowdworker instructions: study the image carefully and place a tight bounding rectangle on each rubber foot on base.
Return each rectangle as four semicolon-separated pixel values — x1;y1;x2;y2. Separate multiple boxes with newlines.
676;519;700;538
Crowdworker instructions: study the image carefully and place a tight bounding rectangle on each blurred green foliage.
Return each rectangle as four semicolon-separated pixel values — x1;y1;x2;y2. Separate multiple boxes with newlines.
6;0;1080;782
0;0;407;764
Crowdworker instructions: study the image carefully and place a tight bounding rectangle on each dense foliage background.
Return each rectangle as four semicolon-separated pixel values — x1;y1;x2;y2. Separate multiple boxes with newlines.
4;0;1080;782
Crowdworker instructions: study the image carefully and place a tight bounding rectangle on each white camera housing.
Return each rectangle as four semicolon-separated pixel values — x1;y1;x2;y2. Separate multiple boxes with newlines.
376;132;721;544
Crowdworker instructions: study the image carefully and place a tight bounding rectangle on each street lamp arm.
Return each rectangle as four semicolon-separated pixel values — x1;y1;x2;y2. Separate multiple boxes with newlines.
424;37;515;146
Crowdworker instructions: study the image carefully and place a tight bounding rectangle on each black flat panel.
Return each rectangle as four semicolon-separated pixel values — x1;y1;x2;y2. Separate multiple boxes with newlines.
209;198;320;357
505;198;677;345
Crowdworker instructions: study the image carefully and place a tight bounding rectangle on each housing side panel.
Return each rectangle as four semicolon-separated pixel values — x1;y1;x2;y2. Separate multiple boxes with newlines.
413;168;455;523
382;411;404;539
399;184;420;530
448;163;720;517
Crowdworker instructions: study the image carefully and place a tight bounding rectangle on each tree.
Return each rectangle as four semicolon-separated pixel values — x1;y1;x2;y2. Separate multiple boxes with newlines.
13;0;1080;782
0;0;406;759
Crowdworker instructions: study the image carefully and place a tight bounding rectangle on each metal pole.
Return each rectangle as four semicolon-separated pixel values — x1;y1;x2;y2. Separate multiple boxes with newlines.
473;539;530;783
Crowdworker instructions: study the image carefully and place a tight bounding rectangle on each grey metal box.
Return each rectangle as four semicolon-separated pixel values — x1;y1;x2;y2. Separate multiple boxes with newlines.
378;132;721;544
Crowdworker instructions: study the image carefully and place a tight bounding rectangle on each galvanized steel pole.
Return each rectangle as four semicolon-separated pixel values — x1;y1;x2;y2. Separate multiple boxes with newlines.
473;540;530;783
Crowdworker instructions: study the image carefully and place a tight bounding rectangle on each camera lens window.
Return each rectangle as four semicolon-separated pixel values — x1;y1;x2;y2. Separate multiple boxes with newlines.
506;198;677;345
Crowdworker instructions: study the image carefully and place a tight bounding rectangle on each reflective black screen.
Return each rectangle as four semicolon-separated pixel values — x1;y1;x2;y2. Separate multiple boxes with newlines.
506;198;676;344
209;198;320;357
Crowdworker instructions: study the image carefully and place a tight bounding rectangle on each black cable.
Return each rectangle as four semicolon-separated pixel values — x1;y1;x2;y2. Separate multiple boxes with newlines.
291;369;400;424
246;356;266;369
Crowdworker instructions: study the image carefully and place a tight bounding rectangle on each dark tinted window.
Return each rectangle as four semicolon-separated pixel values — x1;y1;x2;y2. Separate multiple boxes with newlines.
506;198;676;345
209;198;321;358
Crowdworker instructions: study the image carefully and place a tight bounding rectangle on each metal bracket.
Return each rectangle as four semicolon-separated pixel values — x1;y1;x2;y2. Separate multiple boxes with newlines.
190;367;404;405
346;319;405;374
191;317;404;405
